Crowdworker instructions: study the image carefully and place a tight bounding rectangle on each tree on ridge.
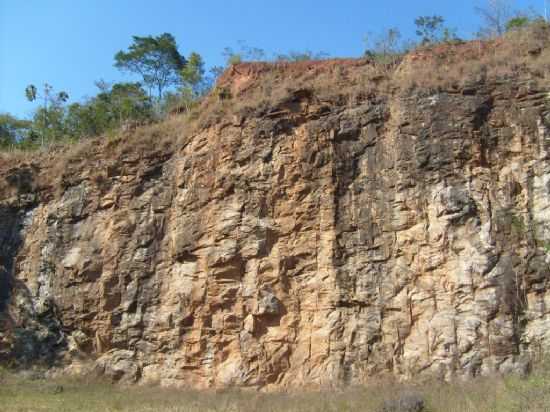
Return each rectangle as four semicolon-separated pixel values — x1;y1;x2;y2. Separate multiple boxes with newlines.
115;33;186;100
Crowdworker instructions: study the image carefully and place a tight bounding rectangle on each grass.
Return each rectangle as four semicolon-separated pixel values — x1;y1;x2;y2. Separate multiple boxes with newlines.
2;25;550;411
2;22;549;175
0;111;193;198
191;21;550;134
394;21;550;91
1;361;550;412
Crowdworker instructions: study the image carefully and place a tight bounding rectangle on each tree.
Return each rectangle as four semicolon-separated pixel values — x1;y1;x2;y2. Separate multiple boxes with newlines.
178;52;206;113
475;0;512;38
0;113;31;149
109;82;153;124
180;52;205;95
222;41;266;66
25;83;69;147
65;82;153;139
161;52;208;115
375;28;401;57
25;84;37;102
26;84;66;106
114;33;186;100
65;102;105;139
364;28;403;63
414;15;458;45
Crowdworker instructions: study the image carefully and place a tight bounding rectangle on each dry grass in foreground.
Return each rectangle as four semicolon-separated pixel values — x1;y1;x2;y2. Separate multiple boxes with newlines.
1;361;550;412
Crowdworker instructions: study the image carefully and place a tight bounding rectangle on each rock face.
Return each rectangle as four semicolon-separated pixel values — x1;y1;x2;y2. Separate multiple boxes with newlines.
1;60;550;389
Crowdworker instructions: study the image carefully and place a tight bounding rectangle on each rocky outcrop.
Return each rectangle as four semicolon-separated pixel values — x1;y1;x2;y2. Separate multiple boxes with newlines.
1;59;550;390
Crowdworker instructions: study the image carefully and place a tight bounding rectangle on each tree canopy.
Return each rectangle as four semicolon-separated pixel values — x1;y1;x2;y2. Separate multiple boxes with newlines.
0;113;32;148
25;83;69;146
3;13;550;154
65;82;153;139
476;0;512;38
414;15;458;45
180;52;206;95
114;33;186;99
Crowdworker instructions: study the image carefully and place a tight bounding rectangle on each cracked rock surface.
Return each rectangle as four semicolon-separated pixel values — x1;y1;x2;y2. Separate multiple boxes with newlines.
1;66;550;390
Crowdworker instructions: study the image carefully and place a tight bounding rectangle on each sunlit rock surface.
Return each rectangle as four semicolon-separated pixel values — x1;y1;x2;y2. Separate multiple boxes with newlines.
1;62;550;389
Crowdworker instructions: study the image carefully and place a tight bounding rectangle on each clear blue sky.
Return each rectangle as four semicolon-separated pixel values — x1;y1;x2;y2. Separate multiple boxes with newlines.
0;0;545;118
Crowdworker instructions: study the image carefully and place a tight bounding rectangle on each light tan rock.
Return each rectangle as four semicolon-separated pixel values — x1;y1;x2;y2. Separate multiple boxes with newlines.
1;63;550;390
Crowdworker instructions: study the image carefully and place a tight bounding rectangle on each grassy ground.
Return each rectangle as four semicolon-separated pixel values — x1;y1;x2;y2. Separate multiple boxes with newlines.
1;363;550;412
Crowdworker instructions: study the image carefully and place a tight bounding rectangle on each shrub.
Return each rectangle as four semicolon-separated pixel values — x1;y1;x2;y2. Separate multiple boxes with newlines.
379;392;426;412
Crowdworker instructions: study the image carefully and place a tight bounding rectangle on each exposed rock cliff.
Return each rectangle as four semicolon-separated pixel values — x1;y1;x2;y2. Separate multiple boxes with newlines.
1;53;550;389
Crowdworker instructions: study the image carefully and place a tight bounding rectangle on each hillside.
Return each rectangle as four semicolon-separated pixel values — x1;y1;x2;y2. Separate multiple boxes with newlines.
1;29;550;390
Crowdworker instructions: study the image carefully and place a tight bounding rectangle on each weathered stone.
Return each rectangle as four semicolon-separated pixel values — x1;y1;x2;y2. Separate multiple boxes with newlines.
96;350;140;383
1;62;550;390
255;289;281;316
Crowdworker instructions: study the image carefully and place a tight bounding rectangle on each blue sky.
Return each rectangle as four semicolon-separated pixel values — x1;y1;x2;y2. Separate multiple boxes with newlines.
0;0;546;118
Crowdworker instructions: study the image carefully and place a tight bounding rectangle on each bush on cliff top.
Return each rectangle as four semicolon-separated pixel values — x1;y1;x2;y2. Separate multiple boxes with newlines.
2;13;549;156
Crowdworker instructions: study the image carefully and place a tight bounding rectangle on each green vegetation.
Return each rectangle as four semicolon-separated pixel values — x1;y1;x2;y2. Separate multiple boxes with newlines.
414;15;459;45
274;50;330;62
0;113;32;150
222;41;267;65
114;33;186;100
2;0;549;154
64;81;154;140
506;15;532;31
168;52;207;113
1;359;550;411
475;0;547;37
24;83;69;148
476;0;512;37
363;27;406;67
222;41;329;65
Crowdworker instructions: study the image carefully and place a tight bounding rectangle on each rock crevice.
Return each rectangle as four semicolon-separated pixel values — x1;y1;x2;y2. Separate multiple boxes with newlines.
1;68;550;389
